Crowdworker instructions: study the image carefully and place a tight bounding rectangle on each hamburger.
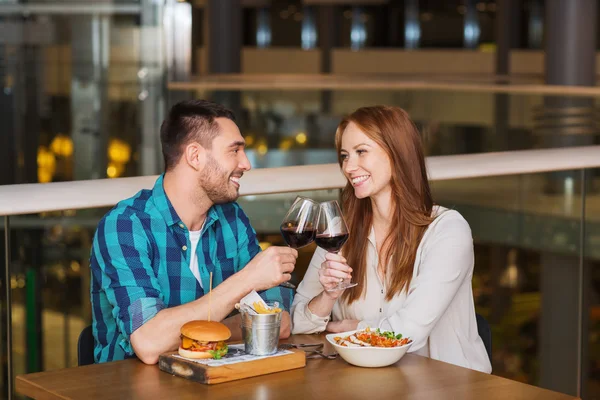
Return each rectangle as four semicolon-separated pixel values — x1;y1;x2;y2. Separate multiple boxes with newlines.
178;320;231;359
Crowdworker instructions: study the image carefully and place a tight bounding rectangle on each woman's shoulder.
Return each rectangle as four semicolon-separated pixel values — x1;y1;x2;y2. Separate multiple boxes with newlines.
417;206;474;271
427;206;472;239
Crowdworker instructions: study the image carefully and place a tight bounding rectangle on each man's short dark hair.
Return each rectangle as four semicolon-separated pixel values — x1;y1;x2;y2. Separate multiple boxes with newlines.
160;99;236;171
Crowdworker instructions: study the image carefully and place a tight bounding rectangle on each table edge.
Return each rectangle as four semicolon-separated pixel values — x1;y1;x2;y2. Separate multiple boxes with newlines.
16;374;70;400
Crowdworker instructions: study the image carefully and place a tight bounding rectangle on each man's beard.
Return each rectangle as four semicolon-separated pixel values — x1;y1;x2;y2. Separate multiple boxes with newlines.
199;153;239;204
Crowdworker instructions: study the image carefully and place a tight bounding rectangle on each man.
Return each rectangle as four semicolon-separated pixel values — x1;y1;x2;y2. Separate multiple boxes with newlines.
90;100;297;364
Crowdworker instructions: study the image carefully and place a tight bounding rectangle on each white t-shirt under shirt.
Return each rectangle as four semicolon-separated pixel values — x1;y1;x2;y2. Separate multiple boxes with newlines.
189;230;203;289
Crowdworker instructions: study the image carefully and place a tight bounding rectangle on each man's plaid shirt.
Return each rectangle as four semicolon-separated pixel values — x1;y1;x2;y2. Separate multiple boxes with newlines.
90;175;292;363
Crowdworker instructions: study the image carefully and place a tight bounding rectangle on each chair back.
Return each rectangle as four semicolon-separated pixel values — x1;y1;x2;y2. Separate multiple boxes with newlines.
475;313;492;363
77;325;95;366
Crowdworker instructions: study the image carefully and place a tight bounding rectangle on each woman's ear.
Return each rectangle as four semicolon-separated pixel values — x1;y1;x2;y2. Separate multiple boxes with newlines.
183;142;206;171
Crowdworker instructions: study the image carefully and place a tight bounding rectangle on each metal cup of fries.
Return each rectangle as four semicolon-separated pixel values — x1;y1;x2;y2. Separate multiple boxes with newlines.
240;301;282;356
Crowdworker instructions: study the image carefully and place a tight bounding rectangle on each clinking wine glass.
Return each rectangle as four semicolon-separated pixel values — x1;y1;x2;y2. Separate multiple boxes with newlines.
316;200;356;291
279;196;320;289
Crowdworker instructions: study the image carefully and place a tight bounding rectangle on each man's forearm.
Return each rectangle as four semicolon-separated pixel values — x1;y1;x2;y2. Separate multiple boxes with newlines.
131;268;255;364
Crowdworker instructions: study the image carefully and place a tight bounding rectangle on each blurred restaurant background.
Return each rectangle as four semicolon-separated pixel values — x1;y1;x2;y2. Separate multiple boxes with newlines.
1;0;600;398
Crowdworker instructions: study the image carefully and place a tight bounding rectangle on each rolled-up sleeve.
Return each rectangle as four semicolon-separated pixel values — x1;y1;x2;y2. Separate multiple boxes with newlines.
93;214;165;355
291;247;331;334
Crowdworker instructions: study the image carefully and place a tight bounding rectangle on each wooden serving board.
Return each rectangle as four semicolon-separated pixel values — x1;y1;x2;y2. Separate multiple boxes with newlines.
158;346;306;385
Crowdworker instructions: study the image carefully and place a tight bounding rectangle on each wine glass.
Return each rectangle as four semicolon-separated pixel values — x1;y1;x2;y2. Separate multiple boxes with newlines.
316;200;356;291
279;196;320;289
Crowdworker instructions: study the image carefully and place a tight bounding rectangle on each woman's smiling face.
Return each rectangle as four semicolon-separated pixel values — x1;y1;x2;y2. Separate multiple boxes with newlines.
339;122;393;200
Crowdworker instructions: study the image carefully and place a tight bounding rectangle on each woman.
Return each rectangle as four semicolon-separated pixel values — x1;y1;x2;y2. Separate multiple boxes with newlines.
291;106;491;373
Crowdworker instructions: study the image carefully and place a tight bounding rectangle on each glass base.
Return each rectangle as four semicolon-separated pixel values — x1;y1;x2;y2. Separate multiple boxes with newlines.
325;280;358;292
279;281;296;290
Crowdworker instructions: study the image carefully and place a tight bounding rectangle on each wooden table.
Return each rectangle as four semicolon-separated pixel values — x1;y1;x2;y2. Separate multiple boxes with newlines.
17;334;577;400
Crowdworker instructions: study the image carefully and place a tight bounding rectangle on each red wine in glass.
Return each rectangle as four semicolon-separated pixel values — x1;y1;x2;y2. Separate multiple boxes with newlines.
314;233;349;253
279;196;320;289
280;226;317;248
317;200;357;291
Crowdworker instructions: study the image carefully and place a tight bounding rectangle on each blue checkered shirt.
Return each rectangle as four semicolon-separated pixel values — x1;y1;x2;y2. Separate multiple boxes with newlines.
90;175;293;363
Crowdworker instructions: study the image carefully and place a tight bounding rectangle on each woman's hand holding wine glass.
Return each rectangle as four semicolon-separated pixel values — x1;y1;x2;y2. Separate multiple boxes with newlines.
279;197;357;293
304;200;357;322
318;253;353;299
316;200;357;292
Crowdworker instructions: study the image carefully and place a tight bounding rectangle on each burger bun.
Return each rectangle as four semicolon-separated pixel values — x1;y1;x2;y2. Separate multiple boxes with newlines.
178;347;214;359
180;320;231;342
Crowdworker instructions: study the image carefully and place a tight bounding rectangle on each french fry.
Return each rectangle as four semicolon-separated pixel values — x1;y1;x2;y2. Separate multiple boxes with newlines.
252;302;282;314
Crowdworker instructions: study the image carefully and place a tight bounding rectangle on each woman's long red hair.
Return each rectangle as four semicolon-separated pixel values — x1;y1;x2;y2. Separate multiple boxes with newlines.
337;106;434;304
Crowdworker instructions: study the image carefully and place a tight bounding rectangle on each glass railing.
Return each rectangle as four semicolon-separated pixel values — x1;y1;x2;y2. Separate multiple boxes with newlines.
1;150;599;399
585;169;600;400
432;169;598;396
6;207;110;376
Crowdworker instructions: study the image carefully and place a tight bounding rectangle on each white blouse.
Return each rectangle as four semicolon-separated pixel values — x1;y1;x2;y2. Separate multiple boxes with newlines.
291;206;492;374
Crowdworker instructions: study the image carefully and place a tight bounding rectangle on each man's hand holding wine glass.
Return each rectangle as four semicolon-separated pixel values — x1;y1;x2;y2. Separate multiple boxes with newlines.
243;246;298;291
279;196;320;289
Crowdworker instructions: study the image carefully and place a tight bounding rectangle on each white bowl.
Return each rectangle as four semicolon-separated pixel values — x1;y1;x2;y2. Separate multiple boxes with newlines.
326;330;413;368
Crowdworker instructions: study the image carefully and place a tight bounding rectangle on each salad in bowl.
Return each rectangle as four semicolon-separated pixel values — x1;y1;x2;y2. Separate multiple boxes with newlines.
326;327;413;368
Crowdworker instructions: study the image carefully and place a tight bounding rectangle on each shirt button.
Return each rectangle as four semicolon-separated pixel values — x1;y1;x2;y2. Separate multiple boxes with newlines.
179;223;185;228
379;308;382;313
381;289;384;294
182;245;188;251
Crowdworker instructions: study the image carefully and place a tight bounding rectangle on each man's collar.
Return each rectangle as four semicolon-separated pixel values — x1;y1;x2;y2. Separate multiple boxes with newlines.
152;174;219;230
203;207;219;231
152;175;181;227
